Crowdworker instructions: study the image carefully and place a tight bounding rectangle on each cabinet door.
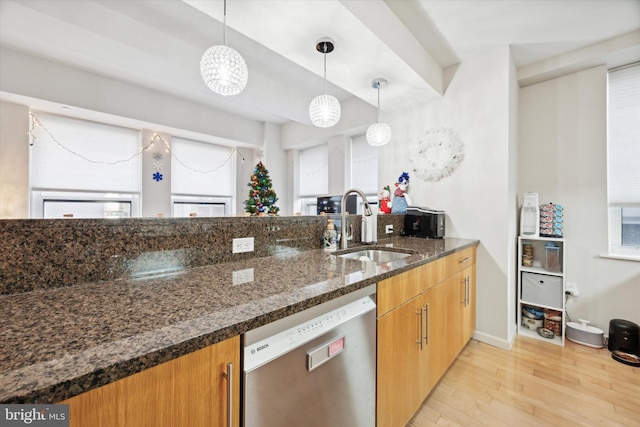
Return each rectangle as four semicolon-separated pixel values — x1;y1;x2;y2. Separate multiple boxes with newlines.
422;282;448;395
64;335;240;427
445;272;464;365
445;264;476;364
461;263;476;345
377;296;425;427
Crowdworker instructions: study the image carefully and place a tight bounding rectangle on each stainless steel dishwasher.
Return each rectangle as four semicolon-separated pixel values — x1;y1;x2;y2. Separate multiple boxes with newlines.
243;284;376;427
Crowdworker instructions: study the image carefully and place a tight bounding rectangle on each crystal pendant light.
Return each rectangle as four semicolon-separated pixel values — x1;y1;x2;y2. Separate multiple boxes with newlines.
200;0;248;96
366;78;391;146
309;38;341;128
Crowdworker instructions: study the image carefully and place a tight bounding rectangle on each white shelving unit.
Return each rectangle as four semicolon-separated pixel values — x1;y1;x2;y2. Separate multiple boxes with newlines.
517;236;566;346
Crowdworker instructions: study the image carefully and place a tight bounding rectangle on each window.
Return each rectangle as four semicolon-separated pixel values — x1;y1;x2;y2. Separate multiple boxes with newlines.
29;113;141;218
298;144;328;215
299;144;328;197
351;135;380;214
172;198;228;218
36;192;136;219
350;135;379;196
607;63;640;258
170;137;234;216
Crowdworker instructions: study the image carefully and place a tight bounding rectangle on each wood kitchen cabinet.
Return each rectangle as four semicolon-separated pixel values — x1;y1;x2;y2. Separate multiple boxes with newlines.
377;246;477;427
376;258;447;427
445;246;477;362
461;263;476;345
63;335;240;427
421;280;448;394
377;292;428;427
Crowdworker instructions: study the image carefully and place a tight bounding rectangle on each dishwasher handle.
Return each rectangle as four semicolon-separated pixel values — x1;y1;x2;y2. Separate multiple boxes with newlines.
307;335;345;371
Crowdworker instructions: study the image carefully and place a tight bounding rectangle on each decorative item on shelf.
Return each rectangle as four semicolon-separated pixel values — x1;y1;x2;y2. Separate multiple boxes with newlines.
309;37;341;128
200;0;248;96
521;304;544;326
540;202;563;237
544;242;561;272
543;309;562;336
522;304;544;319
410;126;465;182
391;172;413;214
323;219;337;251
379;185;392;214
522;243;534;267
244;161;279;215
152;151;164;182
520;192;540;237
366;78;391;146
537;328;555;339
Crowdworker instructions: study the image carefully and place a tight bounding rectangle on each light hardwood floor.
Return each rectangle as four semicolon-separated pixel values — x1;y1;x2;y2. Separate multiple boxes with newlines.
409;336;640;427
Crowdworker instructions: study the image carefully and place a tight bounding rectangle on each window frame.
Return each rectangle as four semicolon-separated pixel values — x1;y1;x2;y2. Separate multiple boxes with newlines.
171;195;232;218
31;190;140;219
606;62;640;260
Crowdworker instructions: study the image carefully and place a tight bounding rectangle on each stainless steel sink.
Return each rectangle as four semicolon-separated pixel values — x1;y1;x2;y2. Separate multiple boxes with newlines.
337;249;411;263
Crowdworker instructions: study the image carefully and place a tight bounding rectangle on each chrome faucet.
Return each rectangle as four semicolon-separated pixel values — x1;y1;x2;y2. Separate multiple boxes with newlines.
340;188;373;250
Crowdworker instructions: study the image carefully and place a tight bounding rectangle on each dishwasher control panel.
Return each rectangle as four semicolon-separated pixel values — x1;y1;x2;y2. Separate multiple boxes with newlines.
244;295;376;371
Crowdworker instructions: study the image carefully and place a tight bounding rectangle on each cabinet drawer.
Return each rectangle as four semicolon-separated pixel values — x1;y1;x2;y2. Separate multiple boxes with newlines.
446;246;476;277
377;258;446;316
521;272;563;308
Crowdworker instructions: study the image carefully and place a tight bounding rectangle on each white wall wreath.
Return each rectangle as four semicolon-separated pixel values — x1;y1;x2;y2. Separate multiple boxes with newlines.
410;126;465;182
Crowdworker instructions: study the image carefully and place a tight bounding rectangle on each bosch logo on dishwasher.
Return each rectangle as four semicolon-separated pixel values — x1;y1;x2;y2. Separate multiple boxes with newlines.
250;343;269;355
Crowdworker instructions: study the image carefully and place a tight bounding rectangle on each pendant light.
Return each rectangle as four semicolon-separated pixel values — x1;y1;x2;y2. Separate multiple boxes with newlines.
366;78;391;146
200;0;248;96
309;37;341;128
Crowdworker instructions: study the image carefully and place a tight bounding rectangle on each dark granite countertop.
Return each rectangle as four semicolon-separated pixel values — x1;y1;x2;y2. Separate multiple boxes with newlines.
0;236;478;404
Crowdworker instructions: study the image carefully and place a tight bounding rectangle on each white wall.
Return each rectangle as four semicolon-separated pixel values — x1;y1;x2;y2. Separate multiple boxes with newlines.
380;46;518;349
141;130;171;218
519;65;640;331
0;47;284;219
0;101;29;218
259;122;289;215
0;47;265;147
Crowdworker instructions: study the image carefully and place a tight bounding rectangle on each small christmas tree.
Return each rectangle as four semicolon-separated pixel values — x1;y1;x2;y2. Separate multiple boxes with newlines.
244;161;280;215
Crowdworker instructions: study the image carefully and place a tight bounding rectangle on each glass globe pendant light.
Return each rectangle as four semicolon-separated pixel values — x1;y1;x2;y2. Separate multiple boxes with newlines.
309;38;341;128
366;78;391;146
200;0;248;96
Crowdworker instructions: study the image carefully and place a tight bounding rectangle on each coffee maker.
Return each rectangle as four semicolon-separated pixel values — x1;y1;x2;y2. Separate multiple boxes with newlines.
608;319;640;366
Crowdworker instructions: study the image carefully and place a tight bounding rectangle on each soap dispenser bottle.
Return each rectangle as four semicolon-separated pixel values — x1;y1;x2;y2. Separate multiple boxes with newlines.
324;219;337;251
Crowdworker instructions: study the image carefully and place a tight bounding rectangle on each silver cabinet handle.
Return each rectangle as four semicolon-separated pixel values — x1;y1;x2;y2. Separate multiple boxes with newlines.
424;304;430;346
466;276;470;306
223;362;233;427
416;308;424;350
458;256;472;264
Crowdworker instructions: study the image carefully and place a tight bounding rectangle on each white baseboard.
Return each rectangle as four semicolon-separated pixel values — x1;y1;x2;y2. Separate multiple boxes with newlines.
472;330;515;351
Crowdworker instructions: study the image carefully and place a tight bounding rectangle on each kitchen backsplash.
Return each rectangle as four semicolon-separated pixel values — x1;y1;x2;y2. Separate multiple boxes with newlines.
0;214;404;295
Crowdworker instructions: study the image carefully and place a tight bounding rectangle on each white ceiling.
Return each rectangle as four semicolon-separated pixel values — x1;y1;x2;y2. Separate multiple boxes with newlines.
1;0;639;131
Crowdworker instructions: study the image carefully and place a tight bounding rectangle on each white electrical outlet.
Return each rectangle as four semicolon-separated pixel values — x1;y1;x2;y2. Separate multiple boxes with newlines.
232;237;254;253
385;224;394;234
566;282;579;296
232;268;254;285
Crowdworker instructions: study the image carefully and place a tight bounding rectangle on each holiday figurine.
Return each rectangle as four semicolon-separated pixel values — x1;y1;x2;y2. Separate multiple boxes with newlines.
391;172;413;214
379;185;392;214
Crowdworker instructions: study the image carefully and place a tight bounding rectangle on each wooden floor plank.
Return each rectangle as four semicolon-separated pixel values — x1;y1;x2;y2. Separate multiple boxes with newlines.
408;336;640;427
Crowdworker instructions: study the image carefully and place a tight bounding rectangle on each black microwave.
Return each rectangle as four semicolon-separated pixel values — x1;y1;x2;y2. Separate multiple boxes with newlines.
404;207;445;239
317;195;357;215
